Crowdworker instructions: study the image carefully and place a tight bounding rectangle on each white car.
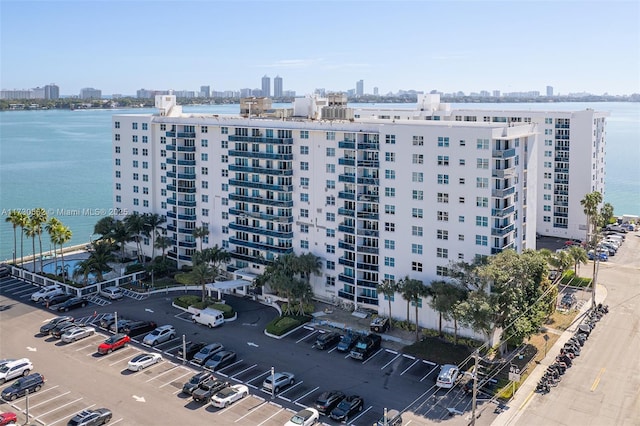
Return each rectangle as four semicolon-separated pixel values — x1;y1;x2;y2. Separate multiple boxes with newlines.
142;325;176;346
61;326;96;343
285;407;320;426
31;285;64;302
436;364;460;389
210;384;249;408
99;286;124;300
127;353;162;372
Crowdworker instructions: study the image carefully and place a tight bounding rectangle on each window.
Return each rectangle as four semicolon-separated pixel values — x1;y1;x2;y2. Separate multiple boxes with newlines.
221;155;228;163
326;164;335;173
133;185;139;193
385;170;395;179
476;235;488;246
437;155;449;166
301;162;309;171
544;205;551;211
326;147;335;157
300;209;309;218
412;262;423;272
384;239;395;249
326;212;335;222
114;121;120;129
300;130;309;139
459;159;466;166
300;146;309;155
132;122;138;130
300;193;309;202
132;135;138;143
202;208;209;216
412;172;423;182
412;154;424;164
437;137;450;147
115;195;121;202
476;139;489;149
326;244;335;254
115;159;121;166
201;167;208;175
133;160;139;168
412;226;423;236
411;244;423;254
458;234;464;241
221;170;228;177
437;192;449;203
476;177;489;188
202;181;208;189
476;197;488;207
115;146;120;154
412;208;423;218
133;173;139;180
385;222;395;232
132;148;138;155
544;216;551;222
412;136;424;146
386;134;396;144
160;150;166;157
326;228;335;237
437;230;448;240
543;194;551;201
221;183;228;191
142;136;148;143
326;180;335;189
437;174;449;184
300;240;309;249
385;205;395;215
133;198;139;206
201;153;208;161
201;139;208;147
326;196;335;205
142;174;148;182
115;183;121;190
143;187;148;194
200;125;207;133
384;257;395;267
544;172;552;179
436;248;448;258
115;134;120;141
221;140;228;149
459;197;465;204
300;177;309;187
459;178;466;185
385;187;395;197
385;152;395;162
459;215;465;223
300;224;309;233
475;216;488;227
436;266;449;276
437;211;449;221
221;127;228;134
459;139;466;146
202;194;208;202
326;131;336;140
477;158;489;169
326;261;335;270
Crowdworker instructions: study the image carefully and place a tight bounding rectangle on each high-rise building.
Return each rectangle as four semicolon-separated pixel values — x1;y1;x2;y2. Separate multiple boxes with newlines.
356;80;364;96
44;84;60;100
547;86;554;97
261;75;271;98
112;94;607;335
493;90;501;97
274;76;283;98
200;86;210;98
373;87;379;96
79;88;102;99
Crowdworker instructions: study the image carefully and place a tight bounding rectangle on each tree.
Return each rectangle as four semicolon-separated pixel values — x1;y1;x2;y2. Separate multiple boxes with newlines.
154;234;173;261
455;290;494;344
191;262;216;303
600;202;615;227
580;191;603;247
5;210;22;264
24;220;38;272
399;277;430;341
428;280;467;338
549;250;572;276
376;279;399;326
192;226;210;252
124;212;150;264
30;208;48;273
111;219;133;264
15;211;29;266
45;218;63;272
86;241;116;282
73;259;94;286
568;246;588;274
52;225;72;281
144;213;166;261
94;216;116;239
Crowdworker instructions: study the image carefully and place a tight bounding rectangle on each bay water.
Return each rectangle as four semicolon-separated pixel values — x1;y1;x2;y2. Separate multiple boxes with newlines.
1;102;638;261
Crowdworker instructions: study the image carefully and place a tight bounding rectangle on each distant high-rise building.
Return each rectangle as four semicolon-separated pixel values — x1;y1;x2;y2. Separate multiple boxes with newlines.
493;90;501;97
200;85;210;98
44;84;59;100
31;87;45;99
240;88;252;98
373;87;379;96
261;75;271;98
79;87;102;99
0;89;33;99
273;76;283;98
547;86;554;97
356;80;364;96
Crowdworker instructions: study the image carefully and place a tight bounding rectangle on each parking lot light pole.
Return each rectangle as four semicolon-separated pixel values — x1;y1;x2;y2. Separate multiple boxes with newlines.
182;335;186;364
114;311;118;334
383;407;388;426
271;367;275;399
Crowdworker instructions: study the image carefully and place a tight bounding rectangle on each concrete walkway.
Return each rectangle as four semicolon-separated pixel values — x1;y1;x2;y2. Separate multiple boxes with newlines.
491;284;608;426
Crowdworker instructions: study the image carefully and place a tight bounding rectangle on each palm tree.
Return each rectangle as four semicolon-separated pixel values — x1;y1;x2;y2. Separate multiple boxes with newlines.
376;279;399;327
87;241;116;282
30;208;48;273
15;211;29;266
94;216;116;240
73;259;94;286
144;213;166;261
580;191;603;247
192;226;210;252
549;249;572;277
568;246;588;274
125;212;149;264
191;262;216;302
429;280;468;339
400;277;430;341
24;220;38;272
52;225;72;281
45;218;62;272
154;234;173;261
5;210;22;264
111;220;133;264
297;252;322;287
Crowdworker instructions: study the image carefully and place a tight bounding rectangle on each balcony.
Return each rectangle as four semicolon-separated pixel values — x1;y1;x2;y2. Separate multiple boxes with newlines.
338;207;355;217
339;257;355;267
491;223;515;236
166;185;176;192
338;141;355;149
357;228;379;237
166;224;176;232
230;251;270;265
338;224;355;234
177;186;196;194
491;242;515;255
166;198;176;205
357;176;379;185
492;187;515;197
166;211;176;219
228;164;293;176
166;144;176;151
337;289;355;300
178;240;197;248
228;193;293;207
357;278;378;288
338;240;355;251
228;135;294;145
357;245;379;254
357;142;379;150
357;160;379;167
554;167;569;173
229;222;293;239
492;167;516;178
555;124;570;129
357;262;379;271
177;146;196;152
166;171;176;178
491;205;515;217
178;227;194;234
554;212;569;218
229;208;293;223
177;173;196;180
165;131;176;137
177;132;196;138
178;254;192;261
229;237;292;254
177;214;197;221
338;174;356;183
338;191;356;200
554;178;569;185
357;193;379;202
492;148;516;158
178;160;197;166
554;189;569;196
178;200;197;207
338;158;355;166
357;211;379;220
166;158;176;165
229;179;292;192
228;150;293;160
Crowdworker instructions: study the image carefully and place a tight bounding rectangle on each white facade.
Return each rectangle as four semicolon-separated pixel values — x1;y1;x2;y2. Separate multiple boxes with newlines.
112;95;606;336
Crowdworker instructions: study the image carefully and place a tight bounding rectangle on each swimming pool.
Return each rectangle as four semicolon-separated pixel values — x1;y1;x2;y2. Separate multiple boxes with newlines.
42;257;96;283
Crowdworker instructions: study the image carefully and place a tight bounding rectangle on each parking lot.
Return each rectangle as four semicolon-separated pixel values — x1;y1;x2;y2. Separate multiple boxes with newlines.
0;274;498;425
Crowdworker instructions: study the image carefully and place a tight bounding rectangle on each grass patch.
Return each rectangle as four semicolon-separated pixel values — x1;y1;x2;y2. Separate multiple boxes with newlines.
266;315;311;336
173;295;201;309
403;336;476;368
560;270;592;288
546;310;580;331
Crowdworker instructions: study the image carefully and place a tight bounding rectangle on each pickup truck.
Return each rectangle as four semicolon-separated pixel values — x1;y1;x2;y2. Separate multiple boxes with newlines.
349;333;382;361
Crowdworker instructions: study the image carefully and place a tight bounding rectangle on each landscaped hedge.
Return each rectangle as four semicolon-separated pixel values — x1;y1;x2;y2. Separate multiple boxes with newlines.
172;296;234;318
126;263;145;274
560;270;592;287
210;303;234;319
266;316;302;336
280;302;315;315
173;295;201;309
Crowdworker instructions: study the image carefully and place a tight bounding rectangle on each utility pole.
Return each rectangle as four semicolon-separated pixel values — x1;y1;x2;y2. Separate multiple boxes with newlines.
182;335;187;364
270;366;275;399
471;350;479;426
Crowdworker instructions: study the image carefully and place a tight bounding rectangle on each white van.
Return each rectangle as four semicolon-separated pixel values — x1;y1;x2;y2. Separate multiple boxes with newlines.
191;308;225;328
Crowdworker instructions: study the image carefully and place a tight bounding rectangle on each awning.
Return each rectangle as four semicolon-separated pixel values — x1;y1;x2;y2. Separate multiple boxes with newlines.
205;279;252;291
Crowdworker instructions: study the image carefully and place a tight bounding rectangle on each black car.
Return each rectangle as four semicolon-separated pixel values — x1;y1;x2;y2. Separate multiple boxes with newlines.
192;342;224;365
182;371;214;395
314;331;341;350
67;408;112;426
44;293;73;308
122;320;157;337
336;333;358;352
109;319;136;332
192;378;229;403
177;342;206;361
1;373;45;401
50;320;76;337
57;297;88;312
39;316;74;335
204;350;236;371
315;390;345;414
330;394;364;422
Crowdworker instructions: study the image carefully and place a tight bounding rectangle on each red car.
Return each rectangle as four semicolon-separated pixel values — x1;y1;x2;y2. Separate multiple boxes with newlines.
97;333;130;354
0;412;17;426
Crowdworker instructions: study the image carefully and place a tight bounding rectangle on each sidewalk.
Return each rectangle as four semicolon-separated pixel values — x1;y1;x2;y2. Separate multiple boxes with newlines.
491;284;608;426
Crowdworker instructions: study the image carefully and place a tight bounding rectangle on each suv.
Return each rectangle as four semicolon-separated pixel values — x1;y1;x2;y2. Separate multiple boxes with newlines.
143;325;176;346
122;321;157;337
31;285;64;302
66;408;112;426
1;373;45;401
99;286;124;300
370;317;390;333
0;359;32;384
97;334;130;354
39;315;74;335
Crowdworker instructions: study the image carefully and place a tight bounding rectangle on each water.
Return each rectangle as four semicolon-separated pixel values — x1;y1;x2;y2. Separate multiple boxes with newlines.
1;102;638;261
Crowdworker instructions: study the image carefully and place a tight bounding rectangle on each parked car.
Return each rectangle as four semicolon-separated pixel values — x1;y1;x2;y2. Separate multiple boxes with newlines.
0;361;15;371
99;286;124;300
370;317;390;333
262;372;295;393
127;353;162;372
109;319;136;333
560;293;577;309
350;333;382;360
177;342;206;361
97;334;130;354
44;293;73;308
605;225;627;233
56;297;88;312
192;342;224;365
436;364;460;389
0;412;17;426
182;371;214;395
329;394;364;422
210;384;249;408
191;378;229;403
336;332;358;353
285;408;319;426
314;331;341;350
142;325;176;346
375;409;403;426
99;314;118;329
39;316;74;335
51;321;80;338
66;408;112;426
0;265;10;279
587;250;608;261
31;285;64;302
121;321;157;337
0;359;32;384
1;373;45;401
61;326;96;343
315;390;345;414
204;350;236;371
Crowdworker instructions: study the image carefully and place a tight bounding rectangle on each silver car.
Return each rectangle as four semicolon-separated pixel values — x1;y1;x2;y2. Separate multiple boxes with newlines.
142;325;176;346
262;371;295;393
61;326;96;343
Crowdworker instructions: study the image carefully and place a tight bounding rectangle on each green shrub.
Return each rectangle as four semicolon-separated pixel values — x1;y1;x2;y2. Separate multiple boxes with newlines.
173;295;201;309
126;263;145;274
281;302;314;315
209;303;234;319
266;316;302;336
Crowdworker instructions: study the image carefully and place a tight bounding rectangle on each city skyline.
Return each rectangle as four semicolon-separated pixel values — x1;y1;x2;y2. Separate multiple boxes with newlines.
1;1;638;96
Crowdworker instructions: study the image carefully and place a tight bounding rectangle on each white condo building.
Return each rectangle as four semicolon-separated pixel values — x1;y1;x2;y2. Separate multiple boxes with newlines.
112;94;607;333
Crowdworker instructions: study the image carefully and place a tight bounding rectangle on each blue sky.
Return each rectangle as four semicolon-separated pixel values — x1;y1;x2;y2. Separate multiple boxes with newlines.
1;0;639;96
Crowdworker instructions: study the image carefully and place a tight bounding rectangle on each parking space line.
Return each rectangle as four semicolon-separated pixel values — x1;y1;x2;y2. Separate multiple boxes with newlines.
231;363;257;378
296;329;317;343
401;359;420;376
159;370;192;388
386;349;398;355
144;363;179;382
247;369;271;384
108;418;124;425
47;404;96;426
108;351;138;366
216;359;244;377
349;405;373;424
423;359;437;366
381;353;401;370
75;343;96;351
327;347;337;353
420;364;440;382
35;396;83;418
293;386;319;406
279;380;303;398
363;348;384;365
256;407;284;426
402;354;415;360
233;399;265;422
29;391;71;409
13;385;59;405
